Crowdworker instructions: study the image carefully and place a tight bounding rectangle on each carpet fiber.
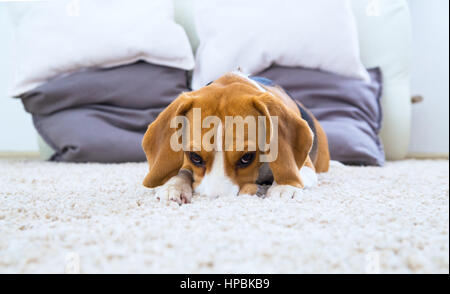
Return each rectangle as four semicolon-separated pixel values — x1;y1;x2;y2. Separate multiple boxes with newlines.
0;159;448;273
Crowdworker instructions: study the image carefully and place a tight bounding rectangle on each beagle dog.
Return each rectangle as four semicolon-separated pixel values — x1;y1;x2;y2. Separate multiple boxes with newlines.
142;72;330;204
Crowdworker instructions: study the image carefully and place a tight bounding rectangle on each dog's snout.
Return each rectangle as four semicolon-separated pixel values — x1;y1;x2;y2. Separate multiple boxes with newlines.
193;152;240;198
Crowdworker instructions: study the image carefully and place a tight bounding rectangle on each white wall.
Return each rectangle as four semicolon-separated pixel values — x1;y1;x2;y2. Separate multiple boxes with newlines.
0;7;38;152
408;0;449;156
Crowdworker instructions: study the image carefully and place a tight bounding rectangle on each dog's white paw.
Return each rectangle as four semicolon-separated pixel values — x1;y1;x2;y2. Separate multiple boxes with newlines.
266;184;303;199
155;176;192;205
300;166;318;189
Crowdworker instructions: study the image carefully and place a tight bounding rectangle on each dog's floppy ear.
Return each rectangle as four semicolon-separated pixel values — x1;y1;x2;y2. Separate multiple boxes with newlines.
253;93;313;188
142;93;193;188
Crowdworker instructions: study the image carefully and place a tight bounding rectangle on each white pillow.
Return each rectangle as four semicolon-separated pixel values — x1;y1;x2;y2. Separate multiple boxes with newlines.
8;0;195;96
191;0;369;90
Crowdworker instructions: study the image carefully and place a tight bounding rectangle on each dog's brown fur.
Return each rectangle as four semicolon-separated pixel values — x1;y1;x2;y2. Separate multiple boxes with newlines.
142;73;330;193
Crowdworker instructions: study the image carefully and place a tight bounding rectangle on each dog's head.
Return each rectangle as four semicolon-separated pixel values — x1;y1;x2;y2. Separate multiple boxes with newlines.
142;72;313;197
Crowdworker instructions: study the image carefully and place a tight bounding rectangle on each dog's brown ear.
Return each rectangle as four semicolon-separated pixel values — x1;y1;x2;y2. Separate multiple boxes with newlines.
142;93;193;188
253;93;313;188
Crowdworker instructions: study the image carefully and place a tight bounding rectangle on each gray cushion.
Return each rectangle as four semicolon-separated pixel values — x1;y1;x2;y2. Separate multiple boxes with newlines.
256;66;384;166
20;61;189;163
20;62;383;165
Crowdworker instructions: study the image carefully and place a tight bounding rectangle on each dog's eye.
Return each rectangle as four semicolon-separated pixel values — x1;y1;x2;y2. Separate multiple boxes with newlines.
188;152;205;167
237;152;256;168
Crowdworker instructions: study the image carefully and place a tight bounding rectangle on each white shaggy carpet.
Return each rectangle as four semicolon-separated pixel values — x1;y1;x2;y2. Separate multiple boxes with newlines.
0;158;448;274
